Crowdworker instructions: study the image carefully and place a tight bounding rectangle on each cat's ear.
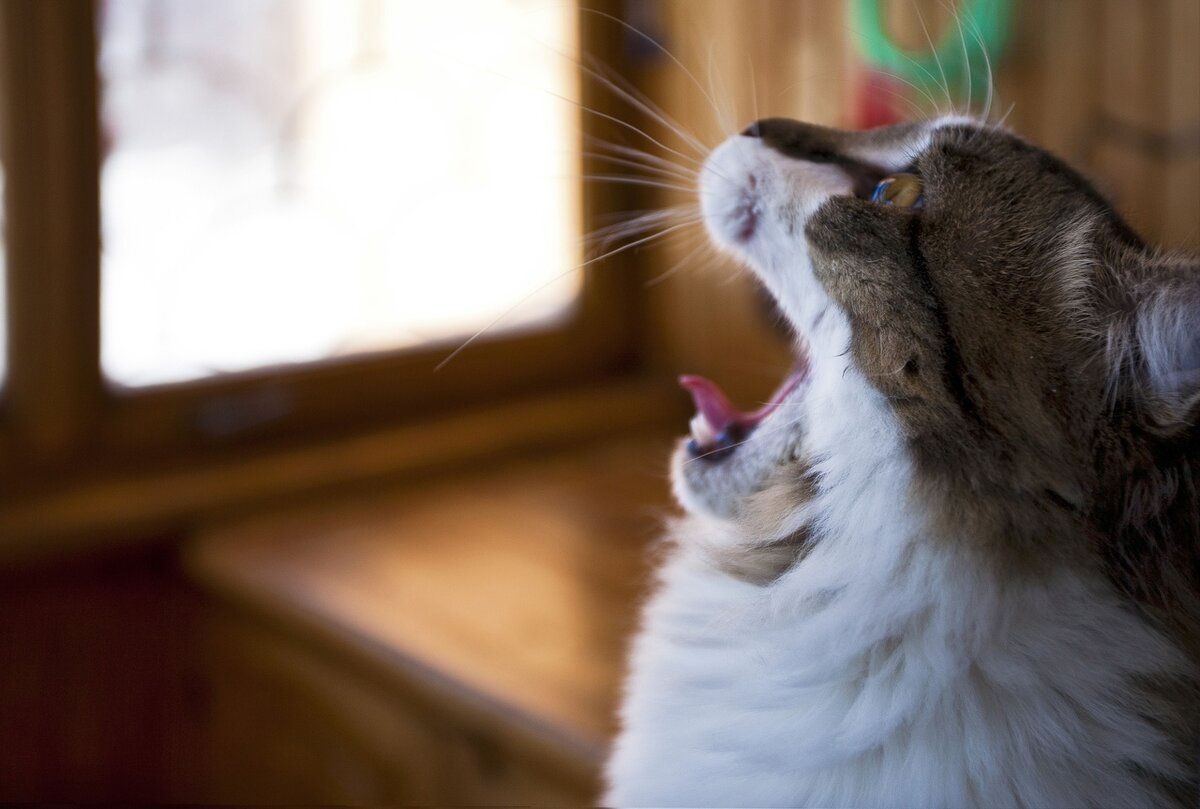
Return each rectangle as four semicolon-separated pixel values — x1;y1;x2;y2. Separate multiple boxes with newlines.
1128;266;1200;434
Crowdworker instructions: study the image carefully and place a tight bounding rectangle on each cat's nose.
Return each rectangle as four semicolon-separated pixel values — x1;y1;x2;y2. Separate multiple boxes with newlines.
741;120;763;137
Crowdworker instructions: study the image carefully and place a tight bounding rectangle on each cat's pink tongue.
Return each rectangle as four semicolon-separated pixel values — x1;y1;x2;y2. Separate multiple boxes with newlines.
679;368;809;449
679;375;746;435
680;373;799;430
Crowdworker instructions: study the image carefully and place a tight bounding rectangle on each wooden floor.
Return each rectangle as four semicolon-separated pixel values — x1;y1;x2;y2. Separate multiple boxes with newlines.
187;433;678;803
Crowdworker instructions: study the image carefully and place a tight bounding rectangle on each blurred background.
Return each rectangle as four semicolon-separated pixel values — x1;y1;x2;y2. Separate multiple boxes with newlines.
0;0;1197;803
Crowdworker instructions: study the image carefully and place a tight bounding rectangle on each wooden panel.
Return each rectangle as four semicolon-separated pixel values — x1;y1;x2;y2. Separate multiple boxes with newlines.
0;548;208;803
796;0;849;127
1035;0;1098;163
992;0;1041;137
0;1;102;463
1094;0;1162;242
1163;0;1200;250
0;379;681;562
186;436;673;804
205;609;591;804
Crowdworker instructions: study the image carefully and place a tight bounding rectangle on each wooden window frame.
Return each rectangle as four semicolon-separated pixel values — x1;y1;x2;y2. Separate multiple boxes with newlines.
0;0;665;553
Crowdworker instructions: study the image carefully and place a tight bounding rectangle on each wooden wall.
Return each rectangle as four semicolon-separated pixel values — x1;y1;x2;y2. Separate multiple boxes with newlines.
642;0;1200;406
0;546;209;803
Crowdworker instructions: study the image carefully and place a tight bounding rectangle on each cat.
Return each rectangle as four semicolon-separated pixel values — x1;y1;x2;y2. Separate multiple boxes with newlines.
604;114;1200;807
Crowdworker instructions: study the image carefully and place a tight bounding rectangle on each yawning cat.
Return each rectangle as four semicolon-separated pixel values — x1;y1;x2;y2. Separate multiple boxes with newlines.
605;116;1200;807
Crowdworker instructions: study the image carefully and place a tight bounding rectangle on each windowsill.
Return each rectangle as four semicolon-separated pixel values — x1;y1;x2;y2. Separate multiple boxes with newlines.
0;378;681;563
183;433;676;798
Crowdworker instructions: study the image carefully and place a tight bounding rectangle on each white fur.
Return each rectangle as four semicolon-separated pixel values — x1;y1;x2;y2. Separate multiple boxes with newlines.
605;119;1185;807
1139;284;1200;405
608;368;1183;806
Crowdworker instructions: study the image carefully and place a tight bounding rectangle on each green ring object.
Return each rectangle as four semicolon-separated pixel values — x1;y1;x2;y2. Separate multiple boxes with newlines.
851;0;1013;102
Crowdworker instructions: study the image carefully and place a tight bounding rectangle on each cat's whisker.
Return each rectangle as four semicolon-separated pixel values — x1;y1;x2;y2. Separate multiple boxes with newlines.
580;7;728;140
889;42;955;117
644;236;712;288
584;56;712;157
705;41;738;139
912;0;954;114
841;19;942;120
587;133;737;190
994;100;1017;130
747;54;760;132
684;435;757;464
950;3;973;116
585;136;707;180
582;150;699;185
432;45;697;168
517;25;710;159
582;174;696;194
961;10;997;125
513;74;707;174
586;207;702;254
719;57;741;138
589;202;698;228
571;91;708;170
864;70;936;121
437;217;700;372
583;217;702;264
583;161;696;192
587;204;699;239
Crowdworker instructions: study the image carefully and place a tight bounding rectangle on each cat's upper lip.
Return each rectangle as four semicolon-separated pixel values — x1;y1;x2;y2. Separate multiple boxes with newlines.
700;138;769;251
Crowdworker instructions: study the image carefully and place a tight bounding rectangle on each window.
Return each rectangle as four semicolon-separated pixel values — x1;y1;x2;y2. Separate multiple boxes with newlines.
0;1;646;531
99;0;584;387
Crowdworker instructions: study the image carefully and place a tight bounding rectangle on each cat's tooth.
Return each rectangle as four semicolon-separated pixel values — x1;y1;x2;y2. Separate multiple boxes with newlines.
690;413;716;447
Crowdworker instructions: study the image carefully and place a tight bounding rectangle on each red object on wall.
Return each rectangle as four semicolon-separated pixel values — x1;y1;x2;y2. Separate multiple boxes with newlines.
855;71;906;129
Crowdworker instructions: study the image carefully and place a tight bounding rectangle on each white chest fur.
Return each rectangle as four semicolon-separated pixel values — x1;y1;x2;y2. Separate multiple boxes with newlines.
606;527;1182;807
606;370;1183;808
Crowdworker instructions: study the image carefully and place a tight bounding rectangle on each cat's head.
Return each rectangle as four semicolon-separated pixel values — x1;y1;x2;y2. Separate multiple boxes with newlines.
679;115;1200;594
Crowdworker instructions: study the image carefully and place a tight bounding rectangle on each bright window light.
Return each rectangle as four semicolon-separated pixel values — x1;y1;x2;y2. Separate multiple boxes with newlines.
99;0;581;387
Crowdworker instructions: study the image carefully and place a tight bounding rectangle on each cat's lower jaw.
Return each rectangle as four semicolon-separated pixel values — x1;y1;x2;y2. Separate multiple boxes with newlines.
674;363;810;521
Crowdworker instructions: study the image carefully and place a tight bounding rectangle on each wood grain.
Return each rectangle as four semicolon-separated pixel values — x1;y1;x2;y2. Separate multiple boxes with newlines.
0;1;102;463
186;436;675;802
0;548;207;803
203;605;597;803
1164;0;1200;249
0;380;682;562
1036;0;1097;163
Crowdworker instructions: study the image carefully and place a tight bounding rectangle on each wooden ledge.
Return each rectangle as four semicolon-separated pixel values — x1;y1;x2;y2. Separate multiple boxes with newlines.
184;435;675;799
0;379;682;564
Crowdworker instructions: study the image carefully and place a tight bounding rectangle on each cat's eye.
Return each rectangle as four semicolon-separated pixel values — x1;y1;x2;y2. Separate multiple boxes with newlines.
870;173;924;209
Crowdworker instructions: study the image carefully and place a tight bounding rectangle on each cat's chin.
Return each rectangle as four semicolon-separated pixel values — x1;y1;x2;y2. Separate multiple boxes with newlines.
671;353;811;520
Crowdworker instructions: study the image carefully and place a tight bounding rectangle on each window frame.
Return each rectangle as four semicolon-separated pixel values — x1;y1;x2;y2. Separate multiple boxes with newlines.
0;0;658;539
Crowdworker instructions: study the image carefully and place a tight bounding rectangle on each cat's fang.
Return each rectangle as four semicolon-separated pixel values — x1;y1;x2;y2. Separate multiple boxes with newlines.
690;413;717;448
679;375;742;436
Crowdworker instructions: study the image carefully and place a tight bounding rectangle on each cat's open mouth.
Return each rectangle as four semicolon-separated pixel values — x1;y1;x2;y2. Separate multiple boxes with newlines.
680;345;810;461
